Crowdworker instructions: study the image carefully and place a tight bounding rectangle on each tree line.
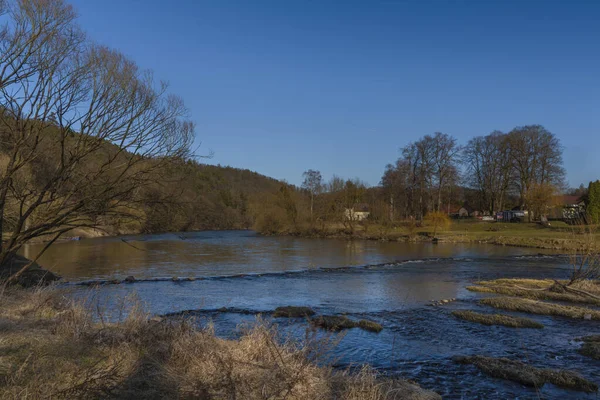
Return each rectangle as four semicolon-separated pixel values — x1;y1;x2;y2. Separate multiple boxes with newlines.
252;124;584;235
382;125;565;221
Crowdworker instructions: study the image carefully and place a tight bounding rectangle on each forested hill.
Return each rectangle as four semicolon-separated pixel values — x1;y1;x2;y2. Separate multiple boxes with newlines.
0;116;285;238
122;161;286;234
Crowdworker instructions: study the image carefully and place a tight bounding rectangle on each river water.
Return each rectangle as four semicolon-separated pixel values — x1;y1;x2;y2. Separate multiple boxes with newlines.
25;230;600;399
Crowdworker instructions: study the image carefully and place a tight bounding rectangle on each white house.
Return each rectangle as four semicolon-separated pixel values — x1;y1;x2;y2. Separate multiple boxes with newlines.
344;204;370;221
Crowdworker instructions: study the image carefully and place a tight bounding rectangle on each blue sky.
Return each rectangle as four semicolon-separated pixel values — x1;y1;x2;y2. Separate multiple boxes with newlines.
70;0;599;188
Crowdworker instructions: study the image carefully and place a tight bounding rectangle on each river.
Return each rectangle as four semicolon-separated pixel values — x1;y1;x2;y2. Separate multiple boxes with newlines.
25;230;600;399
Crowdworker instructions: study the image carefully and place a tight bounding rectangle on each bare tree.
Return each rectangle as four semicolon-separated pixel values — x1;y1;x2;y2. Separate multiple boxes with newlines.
430;132;460;212
462;131;512;214
508;125;565;216
0;0;194;281
301;169;322;221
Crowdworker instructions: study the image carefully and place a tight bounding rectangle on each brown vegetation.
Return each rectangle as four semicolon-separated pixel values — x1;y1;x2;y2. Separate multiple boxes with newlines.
273;306;316;318
454;355;597;393
576;336;600;360
451;310;543;329
0;286;434;399
467;278;600;305
311;316;383;333
479;297;600;320
578;342;600;360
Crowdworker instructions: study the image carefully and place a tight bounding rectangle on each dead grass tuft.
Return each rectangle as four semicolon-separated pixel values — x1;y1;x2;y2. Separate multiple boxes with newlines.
579;342;600;360
451;310;543;329
273;306;316;318
454;355;597;393
332;366;441;400
468;279;600;305
479;297;600;320
311;315;383;333
0;286;430;400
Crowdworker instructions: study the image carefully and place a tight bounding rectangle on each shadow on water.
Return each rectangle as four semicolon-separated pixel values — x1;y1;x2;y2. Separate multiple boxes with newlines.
27;231;600;399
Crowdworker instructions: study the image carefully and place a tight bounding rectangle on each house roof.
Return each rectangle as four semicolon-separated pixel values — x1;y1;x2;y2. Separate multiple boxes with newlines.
448;205;462;214
556;195;583;206
461;204;476;213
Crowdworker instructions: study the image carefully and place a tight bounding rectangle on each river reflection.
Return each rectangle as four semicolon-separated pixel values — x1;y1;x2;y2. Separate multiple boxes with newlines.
25;230;553;281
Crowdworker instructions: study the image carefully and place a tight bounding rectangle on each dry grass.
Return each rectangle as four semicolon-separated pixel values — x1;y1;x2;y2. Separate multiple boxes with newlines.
576;336;600;360
454;355;597;393
273;306;316;318
479;297;600;320
311;316;383;333
468;278;600;305
451;310;543;329
0;286;434;400
579;342;600;360
357;320;384;333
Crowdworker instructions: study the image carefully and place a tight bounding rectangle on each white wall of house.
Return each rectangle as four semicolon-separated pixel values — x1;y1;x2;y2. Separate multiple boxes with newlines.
344;209;370;221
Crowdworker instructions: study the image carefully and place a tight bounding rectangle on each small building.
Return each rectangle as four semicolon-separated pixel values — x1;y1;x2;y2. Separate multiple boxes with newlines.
344;203;370;221
457;204;481;218
550;195;586;221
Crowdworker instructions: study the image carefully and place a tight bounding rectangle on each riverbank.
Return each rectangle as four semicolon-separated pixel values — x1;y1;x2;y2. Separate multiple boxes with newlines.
17;220;596;252
278;221;599;251
0;286;440;400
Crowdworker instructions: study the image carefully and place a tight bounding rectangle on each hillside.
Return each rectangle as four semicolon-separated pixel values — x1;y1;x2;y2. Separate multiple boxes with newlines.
109;160;286;235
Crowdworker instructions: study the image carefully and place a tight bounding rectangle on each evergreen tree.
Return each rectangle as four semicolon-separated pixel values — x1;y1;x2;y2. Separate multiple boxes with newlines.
587;180;600;224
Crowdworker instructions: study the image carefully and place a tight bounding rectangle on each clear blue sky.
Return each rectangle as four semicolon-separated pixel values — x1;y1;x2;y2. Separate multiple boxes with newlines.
70;0;599;188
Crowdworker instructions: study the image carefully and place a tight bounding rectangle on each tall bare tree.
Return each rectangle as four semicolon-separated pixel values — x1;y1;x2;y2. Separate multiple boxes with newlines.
508;125;565;214
430;132;460;212
0;0;194;281
462;131;512;214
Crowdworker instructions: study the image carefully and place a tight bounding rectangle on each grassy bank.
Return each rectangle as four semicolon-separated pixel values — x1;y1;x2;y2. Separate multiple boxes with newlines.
454;355;597;393
480;296;600;320
451;310;543;328
0;286;439;400
278;221;599;251
468;278;600;305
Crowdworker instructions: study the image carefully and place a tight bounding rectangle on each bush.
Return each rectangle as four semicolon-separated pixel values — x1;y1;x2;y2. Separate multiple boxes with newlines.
424;211;451;237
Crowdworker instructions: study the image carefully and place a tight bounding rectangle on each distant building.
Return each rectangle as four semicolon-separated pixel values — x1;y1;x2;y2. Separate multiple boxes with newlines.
549;195;586;221
344;203;370;221
457;204;481;218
